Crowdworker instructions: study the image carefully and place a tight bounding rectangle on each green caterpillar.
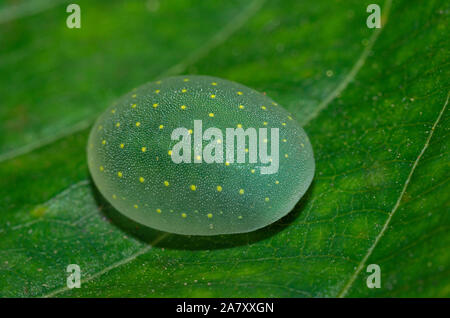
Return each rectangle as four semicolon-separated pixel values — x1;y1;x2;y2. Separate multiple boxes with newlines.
87;75;314;235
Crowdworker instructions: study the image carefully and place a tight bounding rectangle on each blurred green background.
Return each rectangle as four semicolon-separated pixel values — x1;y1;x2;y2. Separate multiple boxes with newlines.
0;0;448;297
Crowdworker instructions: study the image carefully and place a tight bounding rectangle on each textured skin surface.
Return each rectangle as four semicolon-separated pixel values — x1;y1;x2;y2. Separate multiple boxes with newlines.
87;75;314;235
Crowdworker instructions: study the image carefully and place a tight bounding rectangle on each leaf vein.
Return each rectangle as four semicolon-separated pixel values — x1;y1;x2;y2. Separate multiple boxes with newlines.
337;92;449;297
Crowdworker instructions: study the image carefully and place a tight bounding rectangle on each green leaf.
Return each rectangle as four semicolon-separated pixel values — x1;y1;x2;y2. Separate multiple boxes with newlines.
0;0;449;297
0;0;259;159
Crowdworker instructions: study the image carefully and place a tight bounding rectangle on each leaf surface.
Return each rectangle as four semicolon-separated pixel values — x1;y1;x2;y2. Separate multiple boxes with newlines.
0;0;448;297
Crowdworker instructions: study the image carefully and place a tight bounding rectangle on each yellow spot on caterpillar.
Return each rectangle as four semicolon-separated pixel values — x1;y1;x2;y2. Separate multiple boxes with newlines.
239;105;244;109
217;139;222;144
181;88;187;93
285;154;289;158
111;109;116;114
237;91;243;95
238;215;243;219
282;122;286;126
239;189;244;195
153;103;158;108
131;104;137;108
139;177;145;183
134;204;138;209
99;166;104;171
288;116;293;120
164;180;169;187
116;122;120;127
188;129;193;134
275;180;279;184
156;208;162;213
112;194;117;199
237;124;242;128
211;82;217;86
181;105;187;110
181;213;187;218
263;122;268;126
132;94;137;98
168;150;172;155
282;139;287;142
225;161;230;166
135;122;141;127
118;171;123;178
265;197;270;202
190;185;197;191
120;143;124;149
261;106;267;110
245;148;249;153
159;124;164;129
141;147;147;152
196;155;201;161
210;94;216;99
102;140;106;145
183;78;189;82
207;213;213;219
209;113;214;117
251;169;255;174
216;185;222;192
155;89;160;93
